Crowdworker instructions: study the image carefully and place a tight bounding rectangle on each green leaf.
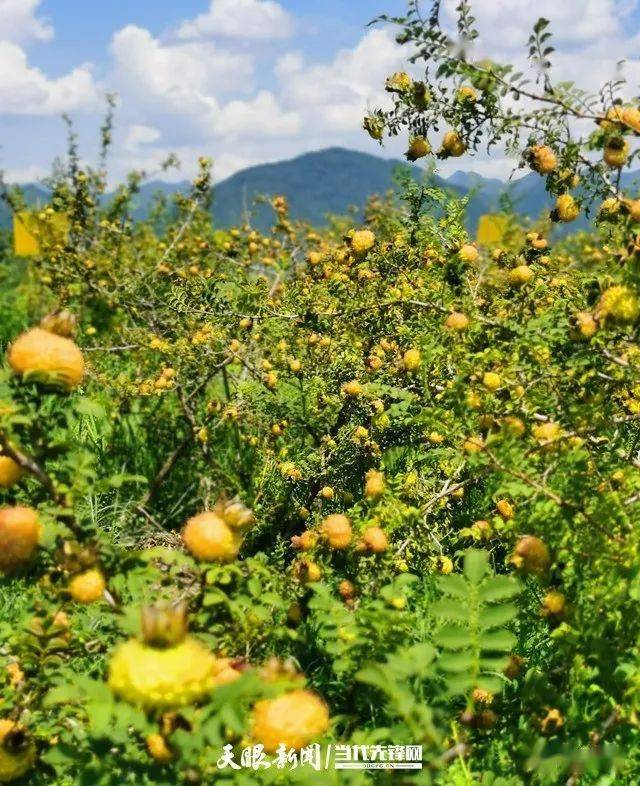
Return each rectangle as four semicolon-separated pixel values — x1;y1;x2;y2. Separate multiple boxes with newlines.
435;624;473;650
431;598;470;622
439;651;475;673
464;549;490;584
479;629;517;652
436;573;468;599
478;575;520;602
479;603;518;630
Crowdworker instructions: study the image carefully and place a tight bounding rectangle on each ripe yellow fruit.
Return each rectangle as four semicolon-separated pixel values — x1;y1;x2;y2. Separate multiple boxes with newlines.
351;230;376;256
459;244;479;263
8;328;85;390
291;530;318;551
402;348;421;372
440;130;466;157
361;526;389;553
502;416;525;438
406;137;431;161
554;194;579;223
511;535;550;575
252;689;330;752
68;569;106;603
146;734;173;764
321;514;352;549
482;372;502;392
0;457;22;489
294;559;322;583
603;138;629;168
573;311;598;339
542;590;565;616
108;636;226;709
385;71;413;93
463;435;484;453
496;499;514;520
0;507;40;573
597;285;640;325
532;421;561;444
0;720;36;783
457;85;478;103
622;105;640;132
444;311;469;331
529;145;557;174
182;512;241;562
343;379;362;397
508;265;534;286
364;469;385;500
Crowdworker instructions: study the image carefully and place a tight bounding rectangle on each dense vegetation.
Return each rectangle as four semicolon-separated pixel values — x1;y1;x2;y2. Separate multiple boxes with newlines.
1;1;640;784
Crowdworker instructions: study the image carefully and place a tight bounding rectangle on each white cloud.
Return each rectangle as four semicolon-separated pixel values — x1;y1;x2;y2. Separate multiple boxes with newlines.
0;0;52;43
177;0;292;40
0;41;99;114
1;162;48;182
215;90;300;137
123;124;161;153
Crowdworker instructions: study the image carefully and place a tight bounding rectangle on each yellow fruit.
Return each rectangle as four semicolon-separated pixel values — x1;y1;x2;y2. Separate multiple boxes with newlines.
108;637;225;709
321;514;352;549
554;194;579;223
532;421;561;444
511;535;550;575
482;372;502;392
622;106;640;132
361;526;389;553
496;499;514;520
0;506;40;572
351;230;375;256
364;469;385;500
343;380;362;397
220;500;254;529
146;734;173;764
502;416;525;437
463;435;484;453
508;265;534;286
406;137;431;161
529;145;557;174
627;199;640;221
402;348;421;372
294;559;322;583
543;591;565;616
252;690;330;752
459;244;479;263
597;285;640;324
182;512;241;562
441;130;466;157
68;569;106;603
290;530;318;551
0;457;22;489
8;328;84;390
603;138;629;168
573;311;598;339
457;85;478;103
385;71;413;93
0;720;36;783
444;311;469;331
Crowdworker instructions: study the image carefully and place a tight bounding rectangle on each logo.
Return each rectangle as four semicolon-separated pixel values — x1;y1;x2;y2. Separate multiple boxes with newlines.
216;743;423;771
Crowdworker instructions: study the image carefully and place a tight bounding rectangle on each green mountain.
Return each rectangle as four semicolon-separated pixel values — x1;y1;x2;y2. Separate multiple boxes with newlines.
4;147;628;235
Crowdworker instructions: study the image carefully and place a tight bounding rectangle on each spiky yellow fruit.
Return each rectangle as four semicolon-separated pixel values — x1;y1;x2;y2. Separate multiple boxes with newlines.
457;85;478;103
603;138;629;168
0;507;40;573
8;328;84;390
511;535;550;575
402;348;421;372
68;569;106;604
444;311;469;331
146;734;173;764
350;230;376;256
406;137;431;161
342;379;362;397
0;720;36;783
496;499;514;520
542;591;565;616
459;244;479;263
440;130;466;157
482;372;502;392
573;311;598;339
529;145;557;174
364;469;385;500
321;514;352;550
554;194;579;223
508;265;534;286
597;285;640;325
0;457;22;489
182;511;241;562
361;526;389;553
532;421;561;444
108;637;226;710
252;689;330;752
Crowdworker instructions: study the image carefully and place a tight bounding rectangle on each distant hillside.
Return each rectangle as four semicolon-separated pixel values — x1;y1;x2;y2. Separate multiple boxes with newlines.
6;146;637;235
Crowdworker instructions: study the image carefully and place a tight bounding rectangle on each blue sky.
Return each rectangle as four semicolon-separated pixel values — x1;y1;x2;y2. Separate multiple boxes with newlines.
1;0;639;185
